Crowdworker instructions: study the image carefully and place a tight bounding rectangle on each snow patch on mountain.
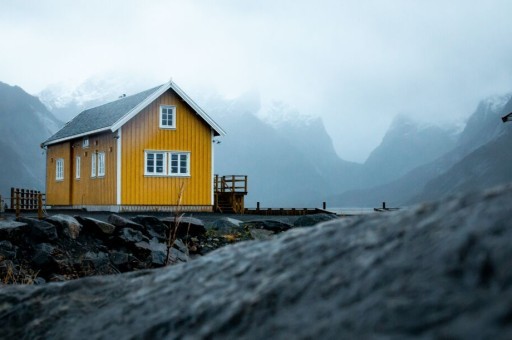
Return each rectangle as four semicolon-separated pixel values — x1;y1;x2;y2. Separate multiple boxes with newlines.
38;74;156;121
258;100;318;128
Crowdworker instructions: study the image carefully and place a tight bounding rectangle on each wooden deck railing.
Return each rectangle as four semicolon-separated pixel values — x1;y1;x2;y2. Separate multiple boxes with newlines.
6;188;45;219
214;175;248;193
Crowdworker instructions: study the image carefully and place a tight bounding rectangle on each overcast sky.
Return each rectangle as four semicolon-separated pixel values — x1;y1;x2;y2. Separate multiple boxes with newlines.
1;0;512;162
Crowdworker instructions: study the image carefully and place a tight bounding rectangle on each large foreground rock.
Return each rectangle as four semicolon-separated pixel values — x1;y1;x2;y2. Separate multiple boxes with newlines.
2;184;512;339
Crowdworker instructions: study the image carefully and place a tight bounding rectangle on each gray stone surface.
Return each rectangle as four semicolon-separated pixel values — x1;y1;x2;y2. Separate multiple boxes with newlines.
76;216;116;235
46;214;82;239
17;217;58;242
2;184;512;339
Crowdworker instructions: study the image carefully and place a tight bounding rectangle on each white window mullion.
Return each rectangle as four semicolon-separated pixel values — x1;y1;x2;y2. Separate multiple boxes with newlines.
98;152;105;177
76;156;81;179
56;158;64;181
91;153;97;178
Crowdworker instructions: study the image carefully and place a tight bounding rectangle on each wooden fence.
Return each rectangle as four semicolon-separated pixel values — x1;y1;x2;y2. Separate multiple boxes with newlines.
6;188;45;219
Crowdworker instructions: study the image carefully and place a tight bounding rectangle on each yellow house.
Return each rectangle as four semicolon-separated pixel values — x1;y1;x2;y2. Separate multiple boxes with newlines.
41;80;225;212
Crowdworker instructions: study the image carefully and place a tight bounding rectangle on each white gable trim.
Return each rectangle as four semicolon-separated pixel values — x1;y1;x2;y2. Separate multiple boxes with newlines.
110;80;226;136
170;82;226;136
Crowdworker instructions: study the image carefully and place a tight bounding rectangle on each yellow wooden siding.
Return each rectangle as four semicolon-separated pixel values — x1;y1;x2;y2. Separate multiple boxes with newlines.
45;142;71;205
70;133;117;205
121;90;212;206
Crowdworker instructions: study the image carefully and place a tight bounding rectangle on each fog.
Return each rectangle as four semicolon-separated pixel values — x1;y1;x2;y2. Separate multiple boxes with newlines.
1;0;512;162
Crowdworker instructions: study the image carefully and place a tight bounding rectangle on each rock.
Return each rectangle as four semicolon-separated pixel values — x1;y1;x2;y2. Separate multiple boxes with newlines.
0;220;29;243
0;240;17;260
249;228;274;240
116;227;147;244
46;214;82;239
161;216;206;238
293;213;338;227
2;184;512;338
242;219;292;233
76;216;116;236
131;216;168;239
109;251;130;267
82;251;110;270
31;243;56;267
17;217;58;242
108;214;146;234
206;217;243;232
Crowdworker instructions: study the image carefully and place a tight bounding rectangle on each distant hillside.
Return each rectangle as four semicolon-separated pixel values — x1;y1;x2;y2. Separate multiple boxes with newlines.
362;115;457;187
329;93;512;207
0;82;62;200
413;96;512;202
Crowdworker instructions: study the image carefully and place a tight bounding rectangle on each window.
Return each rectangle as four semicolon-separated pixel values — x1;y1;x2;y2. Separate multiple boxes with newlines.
83;137;89;148
145;152;167;175
145;151;190;176
91;153;96;178
56;158;64;181
169;153;189;176
98;152;106;177
76;156;81;179
160;105;176;129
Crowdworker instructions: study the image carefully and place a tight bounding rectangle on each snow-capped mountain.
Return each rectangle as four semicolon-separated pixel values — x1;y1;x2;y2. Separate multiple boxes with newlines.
0;82;62;198
38;75;155;121
329;92;512;207
362;115;458;187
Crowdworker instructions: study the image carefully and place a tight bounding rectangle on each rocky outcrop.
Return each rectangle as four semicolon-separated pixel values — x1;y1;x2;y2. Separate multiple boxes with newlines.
2;184;512;338
0;214;191;282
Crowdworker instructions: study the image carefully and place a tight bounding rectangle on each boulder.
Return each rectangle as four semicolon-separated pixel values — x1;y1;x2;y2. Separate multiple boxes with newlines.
82;251;110;271
109;251;130;267
0;240;17;260
108;214;146;234
242;219;292;233
75;216;116;236
115;227;148;244
293;213;338;227
46;214;82;239
17;217;58;243
130;215;168;240
206;217;243;232
31;243;56;267
0;220;29;243
162;216;206;238
2;184;512;339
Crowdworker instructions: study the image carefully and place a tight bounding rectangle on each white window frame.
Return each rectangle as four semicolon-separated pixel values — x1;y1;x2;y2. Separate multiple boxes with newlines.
159;105;176;129
169;152;190;176
98;152;106;177
82;137;89;148
56;158;64;181
91;153;97;178
144;151;167;176
144;151;190;177
75;156;81;179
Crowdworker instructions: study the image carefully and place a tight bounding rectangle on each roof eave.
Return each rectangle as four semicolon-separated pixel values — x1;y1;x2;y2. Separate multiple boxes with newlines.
42;127;111;147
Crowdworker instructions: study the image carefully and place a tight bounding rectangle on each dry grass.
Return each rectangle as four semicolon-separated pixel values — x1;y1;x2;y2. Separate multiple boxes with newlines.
166;181;190;265
1;257;40;285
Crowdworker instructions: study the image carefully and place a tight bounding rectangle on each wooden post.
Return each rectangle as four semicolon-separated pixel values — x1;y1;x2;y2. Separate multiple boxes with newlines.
15;191;20;218
244;175;248;192
322;202;326;210
10;187;14;210
37;193;43;220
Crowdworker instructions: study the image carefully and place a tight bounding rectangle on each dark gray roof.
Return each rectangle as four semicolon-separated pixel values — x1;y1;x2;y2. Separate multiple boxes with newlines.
43;85;162;145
